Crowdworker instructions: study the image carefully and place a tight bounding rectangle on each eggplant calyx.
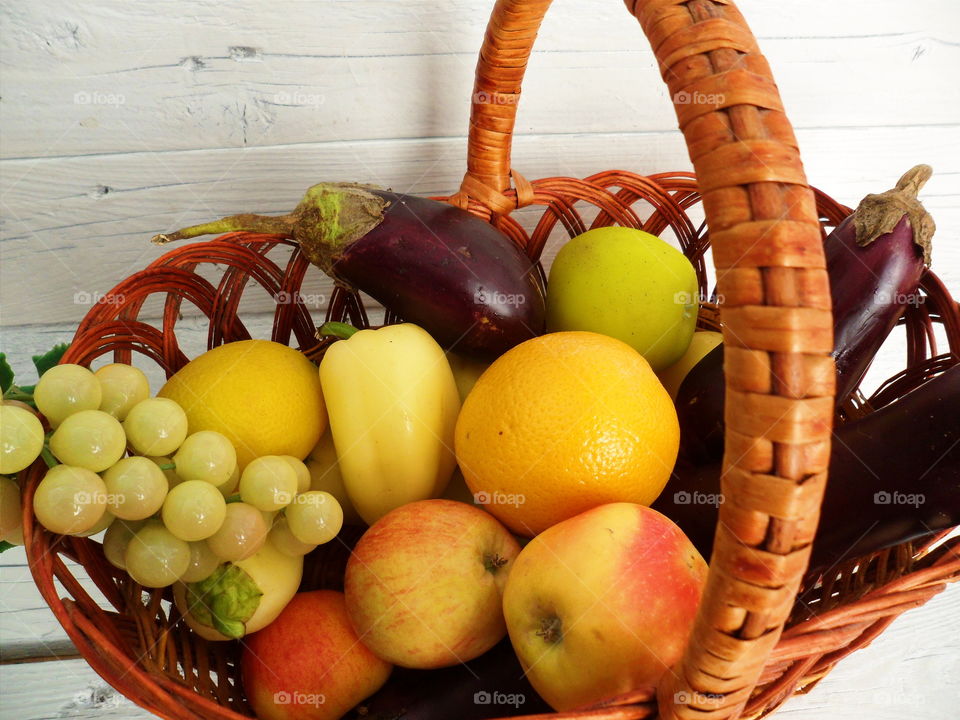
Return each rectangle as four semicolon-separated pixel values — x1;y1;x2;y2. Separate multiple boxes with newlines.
183;563;262;639
150;182;389;276
292;183;388;275
852;164;935;265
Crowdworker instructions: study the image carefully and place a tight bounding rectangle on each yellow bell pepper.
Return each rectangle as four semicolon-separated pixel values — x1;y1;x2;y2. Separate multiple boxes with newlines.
318;322;461;524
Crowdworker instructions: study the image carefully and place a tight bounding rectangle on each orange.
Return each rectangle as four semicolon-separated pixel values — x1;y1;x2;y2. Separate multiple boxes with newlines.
454;331;679;536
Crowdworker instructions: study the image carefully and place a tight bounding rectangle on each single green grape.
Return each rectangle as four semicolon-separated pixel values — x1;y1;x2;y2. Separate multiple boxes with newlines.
95;364;150;420
161;480;227;542
218;465;240;497
102;519;144;570
72;509;115;537
279;455;311;494
4;524;24;546
285;491;343;545
102;457;168;521
49;409;127;472
206;502;267;561
239;455;298;512
269;515;317;557
123;398;188;456
147;455;185;489
0;475;23;542
32;465;108;535
173;431;237;487
125;522;190;588
0;405;45;474
181;541;222;583
33;364;102;427
261;509;277;532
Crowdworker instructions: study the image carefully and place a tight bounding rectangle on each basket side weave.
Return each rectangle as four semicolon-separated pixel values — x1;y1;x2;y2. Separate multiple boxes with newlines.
456;1;834;718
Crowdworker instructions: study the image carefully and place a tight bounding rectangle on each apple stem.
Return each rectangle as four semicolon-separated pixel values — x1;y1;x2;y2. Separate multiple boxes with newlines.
483;553;509;573
536;616;563;645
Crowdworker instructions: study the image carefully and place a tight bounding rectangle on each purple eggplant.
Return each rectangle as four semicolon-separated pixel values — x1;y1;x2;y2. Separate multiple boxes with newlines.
827;164;934;402
676;166;936;464
344;639;551;719
655;363;960;571
675;343;725;464
153;183;546;359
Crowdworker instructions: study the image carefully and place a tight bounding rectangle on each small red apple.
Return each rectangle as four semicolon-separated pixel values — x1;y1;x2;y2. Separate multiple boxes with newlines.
241;590;391;720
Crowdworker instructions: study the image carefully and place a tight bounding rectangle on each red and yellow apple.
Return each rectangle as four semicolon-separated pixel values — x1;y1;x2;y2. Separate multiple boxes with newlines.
344;499;521;669
242;590;391;720
502;502;707;711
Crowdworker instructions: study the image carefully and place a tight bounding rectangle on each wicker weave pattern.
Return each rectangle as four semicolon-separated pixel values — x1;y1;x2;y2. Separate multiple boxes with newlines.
458;1;833;718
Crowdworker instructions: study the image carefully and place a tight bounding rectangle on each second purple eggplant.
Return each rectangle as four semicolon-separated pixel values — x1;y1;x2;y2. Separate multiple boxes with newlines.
676;166;937;464
827;164;934;402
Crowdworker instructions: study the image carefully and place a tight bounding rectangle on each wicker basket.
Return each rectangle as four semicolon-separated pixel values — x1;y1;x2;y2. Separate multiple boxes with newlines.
20;0;960;718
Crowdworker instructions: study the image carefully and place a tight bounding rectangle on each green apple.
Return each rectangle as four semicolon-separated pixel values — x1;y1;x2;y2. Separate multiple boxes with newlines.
657;330;723;399
546;227;699;370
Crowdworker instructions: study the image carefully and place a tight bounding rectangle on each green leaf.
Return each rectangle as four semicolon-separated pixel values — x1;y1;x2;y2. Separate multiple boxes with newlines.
32;344;70;378
0;541;15;554
0;354;13;394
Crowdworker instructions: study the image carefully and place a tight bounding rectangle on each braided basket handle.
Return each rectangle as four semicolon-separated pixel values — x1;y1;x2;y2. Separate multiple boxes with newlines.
460;1;834;718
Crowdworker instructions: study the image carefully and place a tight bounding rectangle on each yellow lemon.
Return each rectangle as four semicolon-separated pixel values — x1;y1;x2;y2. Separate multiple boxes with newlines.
159;340;326;470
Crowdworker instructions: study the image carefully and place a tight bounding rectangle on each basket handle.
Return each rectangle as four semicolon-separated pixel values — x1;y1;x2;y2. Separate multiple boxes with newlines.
460;2;835;719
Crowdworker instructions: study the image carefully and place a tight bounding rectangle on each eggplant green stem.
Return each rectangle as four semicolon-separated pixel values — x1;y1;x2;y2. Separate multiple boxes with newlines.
318;321;360;340
148;182;389;279
151;214;295;244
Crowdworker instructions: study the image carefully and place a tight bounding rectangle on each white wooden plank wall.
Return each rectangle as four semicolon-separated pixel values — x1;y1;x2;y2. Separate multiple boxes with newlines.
1;0;958;718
